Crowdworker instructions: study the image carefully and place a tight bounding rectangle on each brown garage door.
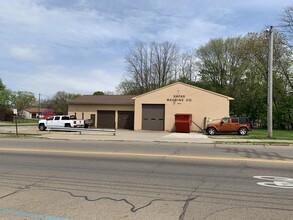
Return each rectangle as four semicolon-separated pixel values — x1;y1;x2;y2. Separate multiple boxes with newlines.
97;110;115;129
142;104;165;131
118;111;134;129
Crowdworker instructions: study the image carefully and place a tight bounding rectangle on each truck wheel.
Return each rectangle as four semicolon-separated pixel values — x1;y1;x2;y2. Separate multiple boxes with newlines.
238;127;248;135
39;124;46;131
65;123;71;128
207;127;216;135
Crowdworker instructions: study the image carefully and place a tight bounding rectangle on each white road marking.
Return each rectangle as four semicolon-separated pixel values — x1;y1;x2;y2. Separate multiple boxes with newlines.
253;176;293;189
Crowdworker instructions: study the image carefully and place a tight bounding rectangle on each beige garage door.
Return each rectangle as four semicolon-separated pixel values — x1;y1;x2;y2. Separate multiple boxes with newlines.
142;104;165;131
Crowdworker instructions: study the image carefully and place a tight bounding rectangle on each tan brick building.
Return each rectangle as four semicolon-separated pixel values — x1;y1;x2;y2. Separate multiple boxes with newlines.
68;82;233;132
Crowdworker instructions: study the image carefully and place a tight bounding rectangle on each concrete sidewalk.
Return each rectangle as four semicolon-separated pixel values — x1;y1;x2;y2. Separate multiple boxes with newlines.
42;129;214;143
0;125;213;143
0;126;292;145
41;130;293;145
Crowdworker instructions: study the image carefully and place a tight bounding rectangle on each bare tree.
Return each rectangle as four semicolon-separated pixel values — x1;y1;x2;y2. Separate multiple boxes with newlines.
151;41;179;87
280;6;293;47
176;50;198;82
281;6;293;32
279;6;293;91
125;42;150;94
121;41;180;94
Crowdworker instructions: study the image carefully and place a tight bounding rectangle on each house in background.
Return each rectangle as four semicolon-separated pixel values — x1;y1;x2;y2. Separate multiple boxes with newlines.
19;108;55;119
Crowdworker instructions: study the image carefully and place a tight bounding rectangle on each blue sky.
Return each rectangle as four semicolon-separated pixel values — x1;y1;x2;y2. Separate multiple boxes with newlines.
0;0;292;97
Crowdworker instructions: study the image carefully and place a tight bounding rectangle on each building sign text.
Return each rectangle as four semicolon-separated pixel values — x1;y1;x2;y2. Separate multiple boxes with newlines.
167;95;192;102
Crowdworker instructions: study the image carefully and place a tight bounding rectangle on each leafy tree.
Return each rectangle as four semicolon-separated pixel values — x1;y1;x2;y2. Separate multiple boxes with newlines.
116;79;141;95
50;91;81;114
10;91;36;111
40;98;54;110
195;33;293;129
0;79;12;109
196;37;246;95
93;91;105;95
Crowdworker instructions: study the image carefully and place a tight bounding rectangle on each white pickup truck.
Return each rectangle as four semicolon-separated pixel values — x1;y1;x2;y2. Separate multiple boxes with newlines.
38;115;86;131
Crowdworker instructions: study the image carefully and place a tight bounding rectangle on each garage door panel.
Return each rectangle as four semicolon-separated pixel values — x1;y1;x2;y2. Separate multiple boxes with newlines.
97;111;115;129
118;111;134;129
142;104;165;131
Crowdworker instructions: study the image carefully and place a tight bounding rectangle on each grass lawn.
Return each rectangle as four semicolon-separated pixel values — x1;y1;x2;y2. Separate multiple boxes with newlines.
13;118;38;124
209;129;293;140
243;129;293;140
0;119;38;126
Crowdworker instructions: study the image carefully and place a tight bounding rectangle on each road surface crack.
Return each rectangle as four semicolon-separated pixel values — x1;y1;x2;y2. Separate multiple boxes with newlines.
43;188;200;213
58;189;163;212
178;178;205;220
0;178;46;200
179;197;197;220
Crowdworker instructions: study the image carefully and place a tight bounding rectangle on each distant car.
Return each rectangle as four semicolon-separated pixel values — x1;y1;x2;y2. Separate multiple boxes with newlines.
206;116;253;135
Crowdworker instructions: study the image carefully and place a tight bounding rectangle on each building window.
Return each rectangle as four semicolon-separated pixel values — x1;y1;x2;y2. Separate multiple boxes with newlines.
82;112;84;119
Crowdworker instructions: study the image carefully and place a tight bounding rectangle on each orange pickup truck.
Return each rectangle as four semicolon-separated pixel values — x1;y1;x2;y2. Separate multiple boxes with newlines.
206;117;253;135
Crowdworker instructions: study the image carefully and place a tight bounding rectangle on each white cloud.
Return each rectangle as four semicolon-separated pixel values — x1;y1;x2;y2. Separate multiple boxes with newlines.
2;65;121;96
0;1;135;47
10;45;50;62
156;18;229;49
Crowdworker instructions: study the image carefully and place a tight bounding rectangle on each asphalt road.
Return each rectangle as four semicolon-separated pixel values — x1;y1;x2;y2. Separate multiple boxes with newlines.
0;138;292;220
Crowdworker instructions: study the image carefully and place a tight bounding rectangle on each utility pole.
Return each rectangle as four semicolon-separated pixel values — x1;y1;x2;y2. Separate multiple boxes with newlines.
13;109;18;136
267;26;273;138
38;93;41;119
